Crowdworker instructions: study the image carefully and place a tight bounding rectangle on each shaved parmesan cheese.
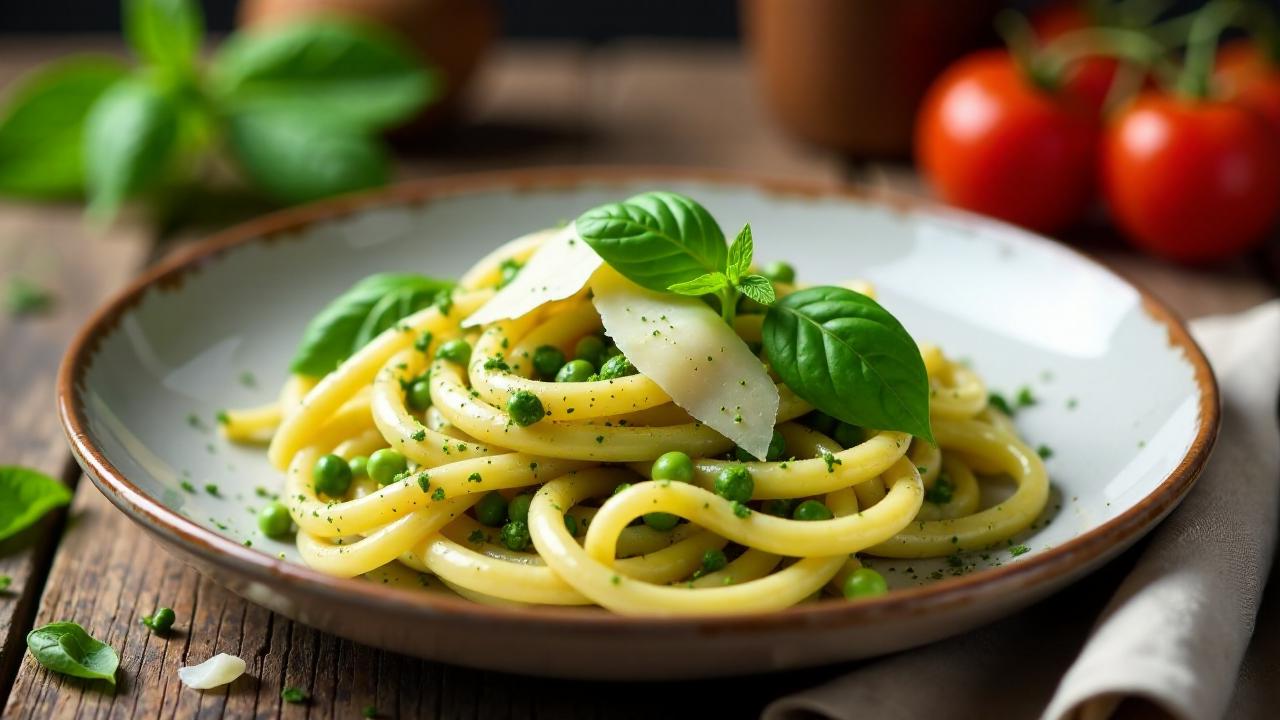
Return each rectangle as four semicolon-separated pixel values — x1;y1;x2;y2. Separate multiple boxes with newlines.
591;267;780;459
463;226;602;327
178;653;246;689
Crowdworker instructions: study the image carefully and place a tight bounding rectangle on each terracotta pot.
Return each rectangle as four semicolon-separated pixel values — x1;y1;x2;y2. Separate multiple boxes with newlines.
742;0;1001;159
238;0;498;133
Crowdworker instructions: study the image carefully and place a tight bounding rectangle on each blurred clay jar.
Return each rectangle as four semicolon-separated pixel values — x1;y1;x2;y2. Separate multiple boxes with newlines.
239;0;497;133
742;0;999;159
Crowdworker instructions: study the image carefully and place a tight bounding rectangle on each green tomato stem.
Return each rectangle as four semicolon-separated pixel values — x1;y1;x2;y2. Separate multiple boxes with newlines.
1178;0;1242;99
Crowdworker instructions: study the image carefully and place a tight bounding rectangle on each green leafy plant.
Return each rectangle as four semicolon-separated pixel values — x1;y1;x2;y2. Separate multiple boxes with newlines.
0;0;437;220
26;622;120;687
575;191;932;442
291;273;455;377
0;466;73;541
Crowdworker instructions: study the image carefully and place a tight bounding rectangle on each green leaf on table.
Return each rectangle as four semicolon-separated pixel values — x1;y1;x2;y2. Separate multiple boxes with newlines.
291;273;456;377
575;191;728;292
226;111;389;203
26;622;119;687
83;76;180;219
124;0;204;73
668;272;728;296
209;20;436;132
736;274;775;306
763;286;933;443
725;223;753;281
0;466;72;541
0;57;127;197
6;277;55;317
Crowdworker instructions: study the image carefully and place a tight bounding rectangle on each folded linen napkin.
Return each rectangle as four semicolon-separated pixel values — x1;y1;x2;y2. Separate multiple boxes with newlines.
764;300;1280;720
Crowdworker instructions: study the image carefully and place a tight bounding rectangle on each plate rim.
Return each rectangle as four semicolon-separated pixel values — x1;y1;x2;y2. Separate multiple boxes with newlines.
57;165;1220;631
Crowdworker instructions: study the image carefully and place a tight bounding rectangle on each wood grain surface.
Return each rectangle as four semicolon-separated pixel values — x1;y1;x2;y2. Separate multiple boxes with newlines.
0;39;1275;720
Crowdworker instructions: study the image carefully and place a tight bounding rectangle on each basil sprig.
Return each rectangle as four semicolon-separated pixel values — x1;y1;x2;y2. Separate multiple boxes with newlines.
26;622;119;687
291;274;455;377
0;466;72;541
576;192;775;323
576;190;932;442
763;287;934;443
0;0;436;220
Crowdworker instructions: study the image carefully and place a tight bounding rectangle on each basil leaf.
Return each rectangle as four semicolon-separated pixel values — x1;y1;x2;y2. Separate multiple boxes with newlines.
291;273;455;377
763;286;933;443
726;223;753;282
0;58;127;197
226;111;388;203
575;191;728;292
83;77;180;219
209;20;436;132
124;0;203;73
668;272;728;296
736;274;776;306
26;622;119;686
0;466;72;541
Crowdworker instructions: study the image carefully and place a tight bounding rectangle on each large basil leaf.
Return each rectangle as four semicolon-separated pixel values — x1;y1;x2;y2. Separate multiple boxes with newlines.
209;20;436;132
225;110;388;203
575;191;728;292
763;286;933;443
83;77;180;218
291;273;455;377
0;58;127;197
26;622;119;686
124;0;203;73
0;466;72;541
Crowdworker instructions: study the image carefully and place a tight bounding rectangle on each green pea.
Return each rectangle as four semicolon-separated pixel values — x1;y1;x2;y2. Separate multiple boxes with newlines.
701;548;727;573
500;520;531;551
604;344;623;359
258;501;292;538
349;455;368;478
643;512;679;531
142;607;176;634
764;498;798;517
804;411;838;436
761;260;796;284
842;567;888;600
732;430;786;462
564;514;579;536
312;454;352;497
532;345;566;379
367;448;408;486
597;353;637;380
792;499;833;521
574;335;606;366
407;379;432;410
474;491;508;527
834;422;863;448
506;390;546;426
436;338;471;366
612;482;632;496
555;358;595;383
497;258;522;288
714;465;754;503
651;451;694;483
508;493;533;524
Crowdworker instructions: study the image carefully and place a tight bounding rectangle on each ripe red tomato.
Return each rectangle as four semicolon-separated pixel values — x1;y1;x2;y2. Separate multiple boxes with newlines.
1215;40;1280;136
916;50;1100;234
1101;93;1280;263
1031;1;1120;113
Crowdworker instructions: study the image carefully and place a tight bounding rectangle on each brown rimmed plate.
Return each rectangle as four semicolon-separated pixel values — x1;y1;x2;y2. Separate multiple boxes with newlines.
58;168;1217;679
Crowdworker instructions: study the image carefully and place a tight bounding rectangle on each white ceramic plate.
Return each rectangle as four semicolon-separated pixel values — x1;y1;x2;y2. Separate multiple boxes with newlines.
60;169;1217;679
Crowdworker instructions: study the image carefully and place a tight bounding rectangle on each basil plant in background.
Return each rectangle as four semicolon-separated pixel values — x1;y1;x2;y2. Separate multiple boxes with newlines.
0;0;438;221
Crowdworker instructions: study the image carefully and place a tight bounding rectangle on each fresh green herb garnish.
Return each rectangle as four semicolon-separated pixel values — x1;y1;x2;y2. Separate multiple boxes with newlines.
924;473;954;504
988;392;1014;415
0;466;72;542
5;277;54;316
1009;544;1030;557
290;274;455;376
26;622;119;686
1036;444;1054;460
362;706;378;718
282;687;308;704
763;287;933;444
1015;386;1037;408
0;575;12;592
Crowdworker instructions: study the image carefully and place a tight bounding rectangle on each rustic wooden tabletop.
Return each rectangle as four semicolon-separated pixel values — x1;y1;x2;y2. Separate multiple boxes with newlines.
1;38;1277;720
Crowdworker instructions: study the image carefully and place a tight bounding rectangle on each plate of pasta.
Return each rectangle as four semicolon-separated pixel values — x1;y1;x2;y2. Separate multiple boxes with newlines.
59;168;1217;678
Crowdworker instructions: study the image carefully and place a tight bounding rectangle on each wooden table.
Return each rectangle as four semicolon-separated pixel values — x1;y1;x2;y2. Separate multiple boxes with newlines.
1;38;1276;719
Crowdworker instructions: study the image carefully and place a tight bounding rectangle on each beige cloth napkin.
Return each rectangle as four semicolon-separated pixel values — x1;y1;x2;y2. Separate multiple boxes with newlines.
764;300;1280;720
